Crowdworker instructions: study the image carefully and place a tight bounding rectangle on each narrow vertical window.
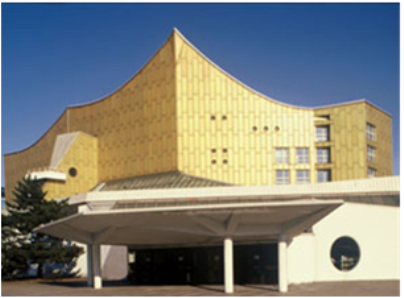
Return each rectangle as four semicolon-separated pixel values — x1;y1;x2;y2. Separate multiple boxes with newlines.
317;148;331;164
366;123;376;141
367;168;376;178
367;146;376;162
316;126;330;142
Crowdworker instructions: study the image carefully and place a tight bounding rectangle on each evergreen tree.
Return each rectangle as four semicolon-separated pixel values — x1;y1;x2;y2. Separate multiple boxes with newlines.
2;177;84;279
1;213;29;280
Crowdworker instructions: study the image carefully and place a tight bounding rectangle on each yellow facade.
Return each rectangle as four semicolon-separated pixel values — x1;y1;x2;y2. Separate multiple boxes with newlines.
44;132;98;199
4;29;393;201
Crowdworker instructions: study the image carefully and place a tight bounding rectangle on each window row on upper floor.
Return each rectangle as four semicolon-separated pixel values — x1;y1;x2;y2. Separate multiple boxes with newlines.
276;169;331;185
275;148;331;164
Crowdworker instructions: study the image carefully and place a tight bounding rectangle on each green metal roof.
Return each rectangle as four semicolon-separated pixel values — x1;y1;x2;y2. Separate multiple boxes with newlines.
99;171;233;191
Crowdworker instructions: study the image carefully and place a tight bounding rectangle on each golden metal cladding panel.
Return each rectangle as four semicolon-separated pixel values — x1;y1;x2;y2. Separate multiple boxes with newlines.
4;29;393;201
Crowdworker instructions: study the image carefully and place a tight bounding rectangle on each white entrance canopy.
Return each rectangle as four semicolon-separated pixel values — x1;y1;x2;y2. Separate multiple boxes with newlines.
36;198;342;246
36;176;399;246
34;176;399;293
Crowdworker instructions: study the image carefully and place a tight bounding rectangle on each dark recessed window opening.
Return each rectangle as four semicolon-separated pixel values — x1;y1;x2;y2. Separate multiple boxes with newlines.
264;126;269;132
211;159;217;164
223;148;228;153
331;236;360;271
69;167;77;177
222;115;227;120
211;149;217;153
223;159;228;164
252;126;258;132
318;114;331;120
275;126;280;132
211;115;216;120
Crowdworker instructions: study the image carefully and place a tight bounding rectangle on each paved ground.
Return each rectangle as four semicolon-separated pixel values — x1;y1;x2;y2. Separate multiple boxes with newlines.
2;279;400;296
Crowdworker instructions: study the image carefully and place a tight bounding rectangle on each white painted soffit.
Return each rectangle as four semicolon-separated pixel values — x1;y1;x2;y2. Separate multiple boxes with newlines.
68;176;400;205
34;199;343;245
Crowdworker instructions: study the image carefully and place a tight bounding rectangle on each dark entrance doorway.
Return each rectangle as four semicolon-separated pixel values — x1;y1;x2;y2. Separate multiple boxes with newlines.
128;244;278;285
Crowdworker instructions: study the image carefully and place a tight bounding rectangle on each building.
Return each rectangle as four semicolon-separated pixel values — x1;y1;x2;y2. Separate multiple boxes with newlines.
4;29;393;202
1;187;7;215
4;29;399;293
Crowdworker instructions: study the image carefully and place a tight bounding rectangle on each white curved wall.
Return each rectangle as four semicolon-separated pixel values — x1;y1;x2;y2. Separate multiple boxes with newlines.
288;202;399;284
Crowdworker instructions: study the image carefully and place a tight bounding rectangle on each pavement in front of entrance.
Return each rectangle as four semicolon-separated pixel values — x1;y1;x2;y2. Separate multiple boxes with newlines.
1;280;399;296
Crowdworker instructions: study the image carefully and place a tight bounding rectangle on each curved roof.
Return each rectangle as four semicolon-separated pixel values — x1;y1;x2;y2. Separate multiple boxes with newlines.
5;28;391;156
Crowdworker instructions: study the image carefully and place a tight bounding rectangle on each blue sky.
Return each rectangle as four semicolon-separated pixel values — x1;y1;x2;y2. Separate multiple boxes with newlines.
1;3;400;186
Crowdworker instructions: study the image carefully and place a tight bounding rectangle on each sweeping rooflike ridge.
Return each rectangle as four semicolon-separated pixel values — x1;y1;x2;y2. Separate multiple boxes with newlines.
4;28;394;202
67;28;390;114
5;28;390;156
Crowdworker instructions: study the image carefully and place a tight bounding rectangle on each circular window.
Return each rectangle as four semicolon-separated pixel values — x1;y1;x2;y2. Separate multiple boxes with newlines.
211;148;217;153
69;167;77;177
264;126;269;132
222;115;227;120
275;126;280;132
252;126;258;132
211;115;216;120
223;159;228;164
223;148;228;153
330;236;360;271
211;159;217;165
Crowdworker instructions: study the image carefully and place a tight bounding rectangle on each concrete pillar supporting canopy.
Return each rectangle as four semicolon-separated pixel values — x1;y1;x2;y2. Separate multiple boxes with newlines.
224;237;234;294
278;234;288;293
92;244;102;289
86;244;94;287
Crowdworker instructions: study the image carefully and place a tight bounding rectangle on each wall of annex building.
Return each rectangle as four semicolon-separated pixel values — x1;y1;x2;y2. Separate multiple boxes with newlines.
314;102;392;181
174;33;317;186
365;104;392;176
314;102;368;181
288;203;399;284
4;34;178;201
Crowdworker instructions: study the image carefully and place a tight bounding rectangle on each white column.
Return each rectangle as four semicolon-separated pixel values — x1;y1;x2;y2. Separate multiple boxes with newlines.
92;244;102;289
278;234;288;293
86;244;93;287
224;237;234;294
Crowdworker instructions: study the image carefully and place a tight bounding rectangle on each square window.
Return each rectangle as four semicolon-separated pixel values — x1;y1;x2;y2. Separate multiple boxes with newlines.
276;148;289;164
316;126;330;142
276;170;290;185
317;148;330;164
317;170;331;183
297;170;310;184
368;167;376;178
296;148;309;164
367;123;376;141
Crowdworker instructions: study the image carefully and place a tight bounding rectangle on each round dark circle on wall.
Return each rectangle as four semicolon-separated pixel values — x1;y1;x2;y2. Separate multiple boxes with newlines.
330;236;360;271
275;126;280;132
69;167;77;177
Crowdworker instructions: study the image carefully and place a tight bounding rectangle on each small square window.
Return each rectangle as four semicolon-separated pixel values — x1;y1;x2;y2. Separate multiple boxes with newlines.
276;170;290;185
276;148;289;164
297;170;310;184
317;170;331;183
317;148;330;164
296;148;309;164
367;167;376;178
